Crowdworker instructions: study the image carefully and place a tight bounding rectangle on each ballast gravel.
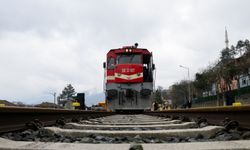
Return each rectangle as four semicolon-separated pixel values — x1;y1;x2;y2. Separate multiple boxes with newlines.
1;128;249;144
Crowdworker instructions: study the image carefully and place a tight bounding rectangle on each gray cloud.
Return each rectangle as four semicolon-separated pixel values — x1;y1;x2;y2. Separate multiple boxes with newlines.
0;0;250;105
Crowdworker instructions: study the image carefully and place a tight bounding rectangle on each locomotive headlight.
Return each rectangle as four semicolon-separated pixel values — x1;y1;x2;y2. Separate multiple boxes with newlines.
129;49;132;52
126;49;129;52
137;73;140;76
140;89;151;97
107;89;118;99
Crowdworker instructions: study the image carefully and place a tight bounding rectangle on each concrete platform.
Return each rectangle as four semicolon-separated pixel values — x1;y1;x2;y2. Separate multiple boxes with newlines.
44;126;223;138
0;138;250;150
65;122;197;130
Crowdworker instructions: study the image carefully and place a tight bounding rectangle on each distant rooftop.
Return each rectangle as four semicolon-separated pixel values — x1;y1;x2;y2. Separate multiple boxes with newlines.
0;100;16;106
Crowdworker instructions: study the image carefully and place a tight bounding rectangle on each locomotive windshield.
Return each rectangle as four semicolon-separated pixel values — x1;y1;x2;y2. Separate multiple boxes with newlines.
117;54;141;64
107;57;115;69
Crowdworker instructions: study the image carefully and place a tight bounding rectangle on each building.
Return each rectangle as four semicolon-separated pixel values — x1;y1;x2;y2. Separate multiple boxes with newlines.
57;93;85;110
0;100;17;107
239;74;250;88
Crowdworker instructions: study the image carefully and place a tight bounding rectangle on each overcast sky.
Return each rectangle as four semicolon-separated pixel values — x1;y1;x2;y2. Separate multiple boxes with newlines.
0;0;249;106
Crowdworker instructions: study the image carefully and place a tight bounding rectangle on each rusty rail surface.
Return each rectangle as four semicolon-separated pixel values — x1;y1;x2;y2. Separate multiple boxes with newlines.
145;105;250;129
0;107;114;133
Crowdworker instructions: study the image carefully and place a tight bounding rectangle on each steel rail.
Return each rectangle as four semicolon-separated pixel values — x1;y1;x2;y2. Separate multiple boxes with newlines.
145;105;250;129
0;106;114;133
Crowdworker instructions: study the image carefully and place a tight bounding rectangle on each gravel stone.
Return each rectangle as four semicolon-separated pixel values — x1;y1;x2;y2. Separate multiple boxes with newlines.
62;139;71;143
155;127;163;130
242;131;250;139
154;139;163;143
95;135;105;140
87;134;96;138
164;137;173;142
224;121;239;131
38;128;54;137
34;137;40;142
134;135;141;139
133;127;142;131
195;133;204;139
119;136;128;142
21;130;32;137
80;137;94;143
129;144;143;150
230;132;241;140
7;132;13;137
216;133;232;141
13;134;22;141
142;138;152;143
199;122;208;128
188;138;196;142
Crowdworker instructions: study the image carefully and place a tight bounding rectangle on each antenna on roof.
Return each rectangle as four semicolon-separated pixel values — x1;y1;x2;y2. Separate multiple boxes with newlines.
134;43;138;48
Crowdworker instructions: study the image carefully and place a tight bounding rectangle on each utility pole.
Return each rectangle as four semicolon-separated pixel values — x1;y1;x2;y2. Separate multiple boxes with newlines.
53;92;56;107
49;92;57;108
179;65;191;107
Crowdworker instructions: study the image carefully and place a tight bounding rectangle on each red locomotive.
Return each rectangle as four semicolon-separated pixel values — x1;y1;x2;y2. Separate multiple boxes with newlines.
103;43;155;112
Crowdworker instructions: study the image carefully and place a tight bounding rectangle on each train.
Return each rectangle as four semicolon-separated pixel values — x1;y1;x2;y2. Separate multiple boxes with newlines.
103;43;155;112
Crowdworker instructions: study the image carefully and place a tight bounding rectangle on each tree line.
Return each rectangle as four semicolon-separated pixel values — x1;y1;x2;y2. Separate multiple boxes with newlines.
155;39;250;107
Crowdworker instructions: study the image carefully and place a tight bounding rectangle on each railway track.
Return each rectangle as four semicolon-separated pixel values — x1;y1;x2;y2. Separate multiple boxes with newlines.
146;105;250;129
46;114;222;142
0;106;114;133
0;106;250;149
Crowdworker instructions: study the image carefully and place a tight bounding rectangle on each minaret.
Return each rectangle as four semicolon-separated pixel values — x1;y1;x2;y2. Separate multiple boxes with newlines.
225;27;229;49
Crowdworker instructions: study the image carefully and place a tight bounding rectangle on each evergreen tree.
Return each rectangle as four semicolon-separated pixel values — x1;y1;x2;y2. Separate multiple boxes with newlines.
58;84;76;99
169;80;189;107
236;39;250;74
219;46;238;91
154;86;163;104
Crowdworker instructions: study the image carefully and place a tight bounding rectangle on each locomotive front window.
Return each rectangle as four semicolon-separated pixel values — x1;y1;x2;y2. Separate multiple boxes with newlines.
117;54;141;64
107;58;115;69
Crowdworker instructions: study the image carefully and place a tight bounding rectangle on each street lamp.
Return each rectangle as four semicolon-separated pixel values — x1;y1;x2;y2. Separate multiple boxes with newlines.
179;65;191;106
48;92;57;108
